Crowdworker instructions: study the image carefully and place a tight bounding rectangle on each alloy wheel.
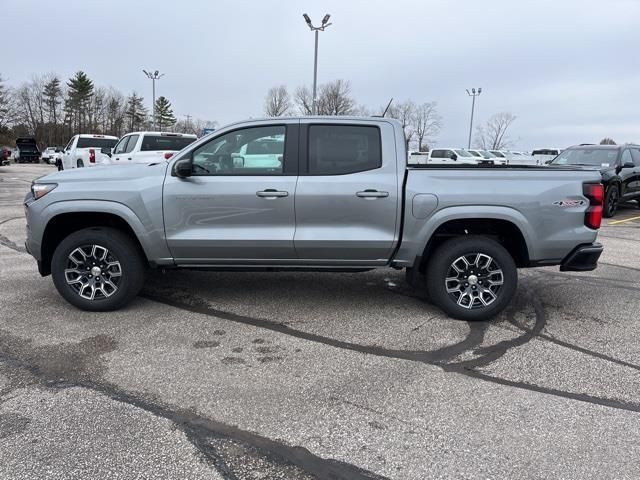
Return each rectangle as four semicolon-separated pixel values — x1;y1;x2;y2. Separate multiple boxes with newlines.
64;244;122;300
444;253;504;309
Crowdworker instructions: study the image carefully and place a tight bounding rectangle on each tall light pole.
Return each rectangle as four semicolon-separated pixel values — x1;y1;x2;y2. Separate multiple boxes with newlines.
143;69;164;129
302;13;332;115
466;87;482;149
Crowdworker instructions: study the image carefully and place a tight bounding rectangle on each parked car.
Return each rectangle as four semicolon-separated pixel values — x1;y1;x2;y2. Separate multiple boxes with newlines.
1;146;11;166
531;148;562;164
548;144;640;217
408;151;430;165
428;148;488;165
41;147;57;163
14;137;41;163
60;134;119;170
24;117;604;321
108;132;197;165
468;149;506;165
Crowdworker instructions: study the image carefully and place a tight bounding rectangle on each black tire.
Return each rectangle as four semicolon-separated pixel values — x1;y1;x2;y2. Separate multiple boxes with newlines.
603;185;619;218
426;236;517;321
51;227;146;311
77;159;84;168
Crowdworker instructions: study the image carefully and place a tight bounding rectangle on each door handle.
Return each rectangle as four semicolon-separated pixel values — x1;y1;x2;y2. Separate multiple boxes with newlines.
127;157;132;160
256;189;289;198
356;189;389;198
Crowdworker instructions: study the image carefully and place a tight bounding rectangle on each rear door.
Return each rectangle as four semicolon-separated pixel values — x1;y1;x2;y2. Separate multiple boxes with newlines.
162;121;299;264
294;120;399;264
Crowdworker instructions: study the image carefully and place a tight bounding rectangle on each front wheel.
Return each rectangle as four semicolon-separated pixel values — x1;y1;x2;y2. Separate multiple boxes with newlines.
51;228;146;311
426;236;517;321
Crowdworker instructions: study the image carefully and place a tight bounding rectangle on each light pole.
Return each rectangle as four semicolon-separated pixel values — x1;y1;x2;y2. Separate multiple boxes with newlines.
466;87;482;149
143;69;164;129
302;13;332;115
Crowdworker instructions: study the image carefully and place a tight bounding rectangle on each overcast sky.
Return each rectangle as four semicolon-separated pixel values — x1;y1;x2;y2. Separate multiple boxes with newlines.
4;0;639;149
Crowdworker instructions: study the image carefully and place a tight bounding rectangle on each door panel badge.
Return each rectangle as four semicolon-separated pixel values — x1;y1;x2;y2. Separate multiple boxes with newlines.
552;198;587;208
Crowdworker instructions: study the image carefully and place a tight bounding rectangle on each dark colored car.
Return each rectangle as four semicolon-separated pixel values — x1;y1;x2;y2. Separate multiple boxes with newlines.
15;137;41;163
548;144;640;217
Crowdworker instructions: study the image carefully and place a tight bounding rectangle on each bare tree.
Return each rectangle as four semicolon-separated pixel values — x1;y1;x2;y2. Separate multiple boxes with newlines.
386;100;416;149
600;137;616;145
315;80;356;115
295;80;356;116
264;85;291;117
294;86;313;115
413;102;442;151
474;112;517;150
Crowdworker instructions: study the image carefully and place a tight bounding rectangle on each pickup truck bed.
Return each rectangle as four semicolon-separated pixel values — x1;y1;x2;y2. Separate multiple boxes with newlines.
24;117;604;321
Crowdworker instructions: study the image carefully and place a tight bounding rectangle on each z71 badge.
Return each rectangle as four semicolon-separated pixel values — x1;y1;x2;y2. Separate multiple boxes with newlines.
553;199;587;207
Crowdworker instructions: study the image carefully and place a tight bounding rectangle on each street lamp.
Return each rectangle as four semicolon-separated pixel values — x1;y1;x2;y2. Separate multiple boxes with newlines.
143;69;165;129
302;13;332;115
466;87;482;149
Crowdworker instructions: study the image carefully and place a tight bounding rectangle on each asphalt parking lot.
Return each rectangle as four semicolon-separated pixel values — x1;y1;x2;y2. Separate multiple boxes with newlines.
1;164;639;479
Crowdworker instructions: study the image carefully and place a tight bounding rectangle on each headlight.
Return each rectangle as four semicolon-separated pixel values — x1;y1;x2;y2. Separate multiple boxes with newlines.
31;183;57;200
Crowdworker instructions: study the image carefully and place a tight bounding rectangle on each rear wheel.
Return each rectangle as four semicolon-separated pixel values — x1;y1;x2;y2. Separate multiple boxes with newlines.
51;228;146;311
426;236;517;321
603;185;619;218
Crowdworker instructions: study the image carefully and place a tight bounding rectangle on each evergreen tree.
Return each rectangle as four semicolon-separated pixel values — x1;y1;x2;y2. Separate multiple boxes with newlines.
66;71;94;133
154;96;176;131
125;93;147;131
43;77;62;125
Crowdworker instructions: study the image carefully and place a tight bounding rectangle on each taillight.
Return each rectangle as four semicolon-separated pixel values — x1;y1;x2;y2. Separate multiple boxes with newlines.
164;152;174;160
583;183;603;229
89;149;96;163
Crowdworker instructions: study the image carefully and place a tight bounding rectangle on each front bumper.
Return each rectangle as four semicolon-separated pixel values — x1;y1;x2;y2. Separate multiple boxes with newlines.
560;243;603;272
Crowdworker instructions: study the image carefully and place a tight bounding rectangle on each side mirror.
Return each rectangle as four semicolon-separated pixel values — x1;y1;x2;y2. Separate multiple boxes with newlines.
622;161;635;169
231;153;244;168
450;153;458;161
174;158;192;178
100;147;112;157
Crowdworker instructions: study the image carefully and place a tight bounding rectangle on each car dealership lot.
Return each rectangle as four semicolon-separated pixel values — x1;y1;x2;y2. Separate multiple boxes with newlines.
1;164;640;479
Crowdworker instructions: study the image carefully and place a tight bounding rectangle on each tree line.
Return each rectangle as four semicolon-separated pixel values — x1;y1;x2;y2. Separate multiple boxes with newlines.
0;71;216;148
263;80;443;151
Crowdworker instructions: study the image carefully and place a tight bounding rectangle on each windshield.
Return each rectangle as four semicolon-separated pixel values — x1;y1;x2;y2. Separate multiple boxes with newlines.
454;149;473;157
551;148;618;166
479;150;496;158
77;137;118;149
468;150;482;157
490;151;505;158
140;135;196;151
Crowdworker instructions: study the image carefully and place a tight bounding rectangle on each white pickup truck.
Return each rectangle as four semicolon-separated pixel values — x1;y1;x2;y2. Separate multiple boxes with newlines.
109;132;197;165
61;134;119;170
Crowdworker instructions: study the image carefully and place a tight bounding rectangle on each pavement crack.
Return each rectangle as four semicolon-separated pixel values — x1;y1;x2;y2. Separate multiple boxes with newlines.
0;348;387;480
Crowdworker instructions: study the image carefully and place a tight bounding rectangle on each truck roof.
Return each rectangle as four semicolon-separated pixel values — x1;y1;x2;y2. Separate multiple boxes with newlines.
126;132;197;138
77;134;118;140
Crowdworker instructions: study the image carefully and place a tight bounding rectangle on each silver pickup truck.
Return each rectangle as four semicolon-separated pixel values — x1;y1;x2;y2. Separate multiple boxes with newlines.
24;117;604;321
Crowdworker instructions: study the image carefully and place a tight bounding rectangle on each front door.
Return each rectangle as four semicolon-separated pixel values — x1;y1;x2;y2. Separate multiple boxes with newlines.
162;123;299;264
293;121;399;264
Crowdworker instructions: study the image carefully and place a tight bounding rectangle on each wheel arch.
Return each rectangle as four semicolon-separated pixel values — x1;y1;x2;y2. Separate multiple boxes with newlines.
40;207;151;276
416;216;531;272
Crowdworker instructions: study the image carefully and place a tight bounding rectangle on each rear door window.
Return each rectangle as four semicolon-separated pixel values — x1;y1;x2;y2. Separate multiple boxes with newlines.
77;137;118;149
307;125;381;175
140;135;196;151
630;148;640;166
